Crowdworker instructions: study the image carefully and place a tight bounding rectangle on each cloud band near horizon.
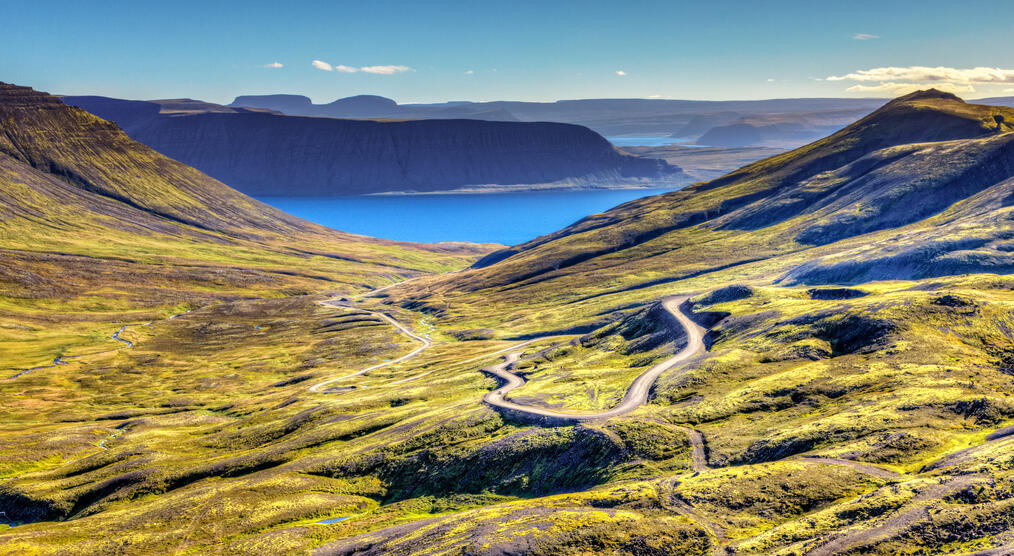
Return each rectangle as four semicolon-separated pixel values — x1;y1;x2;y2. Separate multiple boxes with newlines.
827;65;1014;96
312;60;413;74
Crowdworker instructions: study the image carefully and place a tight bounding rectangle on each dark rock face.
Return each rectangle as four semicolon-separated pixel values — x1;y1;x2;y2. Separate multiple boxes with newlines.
695;285;754;306
777;312;898;356
62;97;684;196
807;288;868;300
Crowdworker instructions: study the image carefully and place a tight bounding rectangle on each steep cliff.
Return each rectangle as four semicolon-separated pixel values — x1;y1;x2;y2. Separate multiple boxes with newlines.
61;96;685;195
231;93;887;144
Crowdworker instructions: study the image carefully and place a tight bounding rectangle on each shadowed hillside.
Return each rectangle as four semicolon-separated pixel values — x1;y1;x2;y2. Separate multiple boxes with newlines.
62;95;686;195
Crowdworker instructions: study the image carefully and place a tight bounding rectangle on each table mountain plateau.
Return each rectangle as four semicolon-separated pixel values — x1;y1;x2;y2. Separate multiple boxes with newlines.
62;95;686;195
233;93;894;149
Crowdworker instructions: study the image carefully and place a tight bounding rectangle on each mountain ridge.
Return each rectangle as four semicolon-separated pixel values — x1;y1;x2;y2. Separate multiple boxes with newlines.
62;94;686;195
402;90;1014;312
230;93;891;147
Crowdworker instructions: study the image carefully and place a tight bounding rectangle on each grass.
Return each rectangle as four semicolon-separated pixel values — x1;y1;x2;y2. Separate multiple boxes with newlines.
8;278;1014;554
6;88;1014;554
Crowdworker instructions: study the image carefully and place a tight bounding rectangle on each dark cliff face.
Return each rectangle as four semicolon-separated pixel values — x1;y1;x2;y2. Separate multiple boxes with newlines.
61;97;684;196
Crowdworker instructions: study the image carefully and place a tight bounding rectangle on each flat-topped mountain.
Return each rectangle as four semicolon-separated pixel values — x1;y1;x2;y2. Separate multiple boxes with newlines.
230;93;398;117
231;93;889;148
62;95;686;195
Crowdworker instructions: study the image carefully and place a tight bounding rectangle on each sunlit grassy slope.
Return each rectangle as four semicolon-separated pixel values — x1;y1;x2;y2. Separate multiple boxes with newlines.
5;87;1014;555
0;82;492;372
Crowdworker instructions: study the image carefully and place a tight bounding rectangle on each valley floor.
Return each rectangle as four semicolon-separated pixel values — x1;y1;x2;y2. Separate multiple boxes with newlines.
4;86;1014;555
5;274;1014;555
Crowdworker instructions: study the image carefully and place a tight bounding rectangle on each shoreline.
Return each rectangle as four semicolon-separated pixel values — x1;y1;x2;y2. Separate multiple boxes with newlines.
257;184;686;198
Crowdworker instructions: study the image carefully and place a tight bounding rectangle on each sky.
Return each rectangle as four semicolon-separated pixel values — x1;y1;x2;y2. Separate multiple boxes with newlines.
4;0;1014;105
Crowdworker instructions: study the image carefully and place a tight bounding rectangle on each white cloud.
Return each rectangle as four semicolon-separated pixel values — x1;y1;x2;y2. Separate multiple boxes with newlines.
852;33;880;40
616;70;627;76
465;69;474;75
767;78;776;82
311;59;333;71
264;62;283;68
310;62;413;75
1004;88;1014;93
844;81;976;95
828;66;1014;84
360;65;413;74
648;94;662;98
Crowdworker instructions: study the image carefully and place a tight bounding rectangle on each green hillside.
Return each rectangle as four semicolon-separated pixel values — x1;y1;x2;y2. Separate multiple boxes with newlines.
5;88;1014;555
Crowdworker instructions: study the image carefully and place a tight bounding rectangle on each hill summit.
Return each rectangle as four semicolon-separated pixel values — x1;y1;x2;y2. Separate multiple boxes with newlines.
434;90;1014;291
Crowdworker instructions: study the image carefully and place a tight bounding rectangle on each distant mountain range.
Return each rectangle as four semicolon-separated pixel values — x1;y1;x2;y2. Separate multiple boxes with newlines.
61;95;685;196
230;93;1014;150
976;96;1014;108
231;94;891;148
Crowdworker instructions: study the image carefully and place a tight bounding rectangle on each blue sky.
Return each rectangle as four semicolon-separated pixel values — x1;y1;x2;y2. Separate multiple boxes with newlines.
4;0;1014;104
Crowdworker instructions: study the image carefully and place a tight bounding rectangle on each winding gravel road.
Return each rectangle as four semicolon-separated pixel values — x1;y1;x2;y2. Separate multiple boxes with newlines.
482;296;706;421
304;289;707;424
307;300;432;393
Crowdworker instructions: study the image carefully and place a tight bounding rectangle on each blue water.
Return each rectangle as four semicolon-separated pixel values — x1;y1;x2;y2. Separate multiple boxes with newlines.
257;189;676;245
607;136;711;148
316;517;349;524
607;136;680;146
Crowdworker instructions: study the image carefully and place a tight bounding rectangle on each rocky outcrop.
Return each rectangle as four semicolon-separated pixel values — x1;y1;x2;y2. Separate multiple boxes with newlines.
61;96;686;195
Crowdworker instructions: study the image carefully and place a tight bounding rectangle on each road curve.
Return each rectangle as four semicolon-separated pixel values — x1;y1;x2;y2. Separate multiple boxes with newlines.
308;301;432;393
794;456;901;480
482;296;706;421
